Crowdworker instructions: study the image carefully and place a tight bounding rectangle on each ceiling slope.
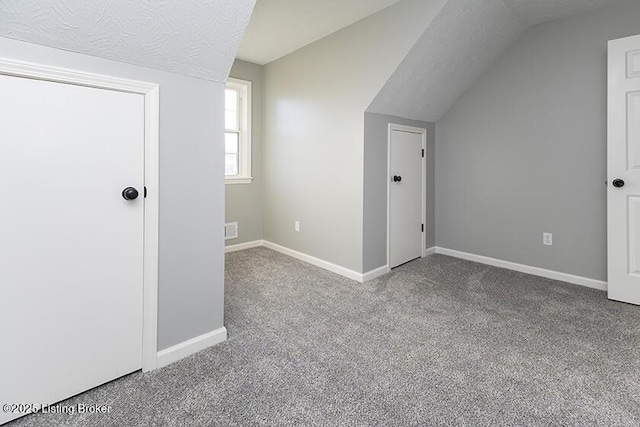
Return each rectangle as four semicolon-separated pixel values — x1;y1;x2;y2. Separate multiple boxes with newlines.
505;0;627;26
367;0;626;122
367;0;524;122
237;0;401;65
0;0;256;82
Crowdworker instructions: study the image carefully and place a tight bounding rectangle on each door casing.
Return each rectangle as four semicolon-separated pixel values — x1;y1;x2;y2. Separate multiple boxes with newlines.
0;58;160;371
387;123;427;270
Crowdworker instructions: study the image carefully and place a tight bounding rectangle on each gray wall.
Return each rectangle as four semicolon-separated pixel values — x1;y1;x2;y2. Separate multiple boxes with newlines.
363;112;435;272
226;59;264;246
435;0;640;281
262;0;445;273
0;37;226;350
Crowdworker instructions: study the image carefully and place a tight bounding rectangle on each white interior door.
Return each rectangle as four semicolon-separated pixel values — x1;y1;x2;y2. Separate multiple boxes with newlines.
608;34;640;305
0;74;145;423
389;126;425;269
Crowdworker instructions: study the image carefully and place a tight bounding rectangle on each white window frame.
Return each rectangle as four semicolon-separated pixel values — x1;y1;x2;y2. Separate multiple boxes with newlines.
225;77;252;184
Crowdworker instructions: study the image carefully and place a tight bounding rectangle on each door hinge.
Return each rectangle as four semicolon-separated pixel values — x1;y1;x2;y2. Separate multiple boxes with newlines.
421;223;424;232
421;149;425;158
144;186;147;198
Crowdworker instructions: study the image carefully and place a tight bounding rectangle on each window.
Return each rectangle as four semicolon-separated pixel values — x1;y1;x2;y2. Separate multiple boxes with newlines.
225;78;252;184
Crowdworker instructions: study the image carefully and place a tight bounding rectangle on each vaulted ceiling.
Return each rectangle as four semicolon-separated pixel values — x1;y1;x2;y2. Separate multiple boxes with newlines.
505;0;625;26
0;0;627;108
236;0;401;65
0;0;256;82
367;0;627;122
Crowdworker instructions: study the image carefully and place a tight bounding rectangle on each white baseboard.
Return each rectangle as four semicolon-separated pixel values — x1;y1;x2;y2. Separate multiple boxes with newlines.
156;326;227;368
225;240;264;253
263;240;365;282
224;241;605;290
362;247;434;282
362;265;390;281
225;239;373;282
435;247;607;291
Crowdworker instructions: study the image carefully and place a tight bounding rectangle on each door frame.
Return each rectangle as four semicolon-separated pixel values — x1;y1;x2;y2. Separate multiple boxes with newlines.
387;123;427;269
0;58;160;372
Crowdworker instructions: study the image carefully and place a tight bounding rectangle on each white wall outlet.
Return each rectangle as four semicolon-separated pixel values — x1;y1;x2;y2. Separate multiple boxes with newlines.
294;221;300;232
543;232;553;246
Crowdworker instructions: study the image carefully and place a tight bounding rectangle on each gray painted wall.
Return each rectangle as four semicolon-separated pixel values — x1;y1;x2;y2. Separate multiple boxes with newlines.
0;37;226;350
262;0;445;273
363;113;435;272
226;59;264;246
435;0;640;281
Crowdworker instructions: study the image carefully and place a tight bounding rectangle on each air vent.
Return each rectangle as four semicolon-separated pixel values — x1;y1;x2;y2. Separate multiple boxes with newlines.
224;222;238;240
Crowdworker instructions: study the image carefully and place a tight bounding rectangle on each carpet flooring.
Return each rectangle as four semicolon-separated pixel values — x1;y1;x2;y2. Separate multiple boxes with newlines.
9;247;640;426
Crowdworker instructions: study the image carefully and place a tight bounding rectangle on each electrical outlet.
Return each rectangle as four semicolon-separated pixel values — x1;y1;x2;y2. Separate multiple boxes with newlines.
543;232;553;246
295;221;300;232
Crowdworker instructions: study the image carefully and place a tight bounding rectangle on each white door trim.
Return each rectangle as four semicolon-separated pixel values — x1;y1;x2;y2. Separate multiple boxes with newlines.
0;58;160;372
387;123;427;270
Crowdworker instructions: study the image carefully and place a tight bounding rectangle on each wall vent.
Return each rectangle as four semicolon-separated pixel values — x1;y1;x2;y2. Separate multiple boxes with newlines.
224;222;238;240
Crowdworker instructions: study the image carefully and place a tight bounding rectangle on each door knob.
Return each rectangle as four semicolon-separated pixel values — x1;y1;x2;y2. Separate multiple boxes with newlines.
393;175;402;183
122;187;139;200
612;179;625;188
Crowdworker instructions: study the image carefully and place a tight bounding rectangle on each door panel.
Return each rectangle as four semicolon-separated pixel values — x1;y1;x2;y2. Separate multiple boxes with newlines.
608;34;640;305
389;129;424;268
0;75;144;423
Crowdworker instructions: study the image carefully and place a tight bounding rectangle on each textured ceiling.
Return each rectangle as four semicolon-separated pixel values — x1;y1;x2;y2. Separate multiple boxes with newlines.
0;0;256;82
503;0;627;26
0;0;626;100
367;0;627;122
368;0;524;122
237;0;401;65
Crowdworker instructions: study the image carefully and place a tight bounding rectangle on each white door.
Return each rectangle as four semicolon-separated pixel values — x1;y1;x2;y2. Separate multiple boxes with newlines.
608;34;640;305
389;126;425;268
0;74;144;423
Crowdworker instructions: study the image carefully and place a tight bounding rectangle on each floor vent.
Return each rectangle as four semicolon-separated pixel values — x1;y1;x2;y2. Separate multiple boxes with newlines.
225;222;238;240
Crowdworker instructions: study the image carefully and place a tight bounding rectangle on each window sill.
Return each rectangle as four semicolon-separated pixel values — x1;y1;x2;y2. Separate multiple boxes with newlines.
225;177;253;185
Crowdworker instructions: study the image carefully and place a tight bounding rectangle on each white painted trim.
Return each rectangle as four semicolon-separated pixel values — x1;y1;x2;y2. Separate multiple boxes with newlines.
435;247;607;291
0;58;159;94
225;77;252;182
225;240;265;253
263;241;364;282
0;58;160;372
362;265;390;282
225;177;253;185
156;327;227;369
226;239;606;290
142;81;160;373
226;241;390;283
387;124;427;269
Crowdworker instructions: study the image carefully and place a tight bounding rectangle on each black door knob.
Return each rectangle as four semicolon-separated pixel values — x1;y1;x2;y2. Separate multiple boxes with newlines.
122;187;139;200
393;175;402;183
612;179;625;188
